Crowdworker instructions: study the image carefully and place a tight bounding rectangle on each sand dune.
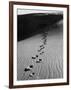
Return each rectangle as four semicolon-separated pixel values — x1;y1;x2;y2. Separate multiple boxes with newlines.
17;21;63;80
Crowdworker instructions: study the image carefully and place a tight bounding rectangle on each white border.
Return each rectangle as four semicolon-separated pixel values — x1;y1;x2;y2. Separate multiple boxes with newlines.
13;5;67;85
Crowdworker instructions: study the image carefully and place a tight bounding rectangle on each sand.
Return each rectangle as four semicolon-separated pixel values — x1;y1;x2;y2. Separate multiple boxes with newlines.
17;21;63;80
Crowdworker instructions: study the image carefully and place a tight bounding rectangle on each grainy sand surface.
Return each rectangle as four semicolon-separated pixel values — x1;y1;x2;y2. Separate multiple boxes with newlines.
17;21;63;80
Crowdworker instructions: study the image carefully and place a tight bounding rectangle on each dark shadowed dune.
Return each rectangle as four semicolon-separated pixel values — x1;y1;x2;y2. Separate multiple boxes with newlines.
17;13;63;41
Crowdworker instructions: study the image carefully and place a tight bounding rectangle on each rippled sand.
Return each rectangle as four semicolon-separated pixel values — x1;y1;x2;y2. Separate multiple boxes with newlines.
17;21;63;80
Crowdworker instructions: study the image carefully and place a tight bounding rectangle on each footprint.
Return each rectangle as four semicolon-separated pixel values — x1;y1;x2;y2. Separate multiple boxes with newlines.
29;65;34;68
24;68;31;72
40;51;44;55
